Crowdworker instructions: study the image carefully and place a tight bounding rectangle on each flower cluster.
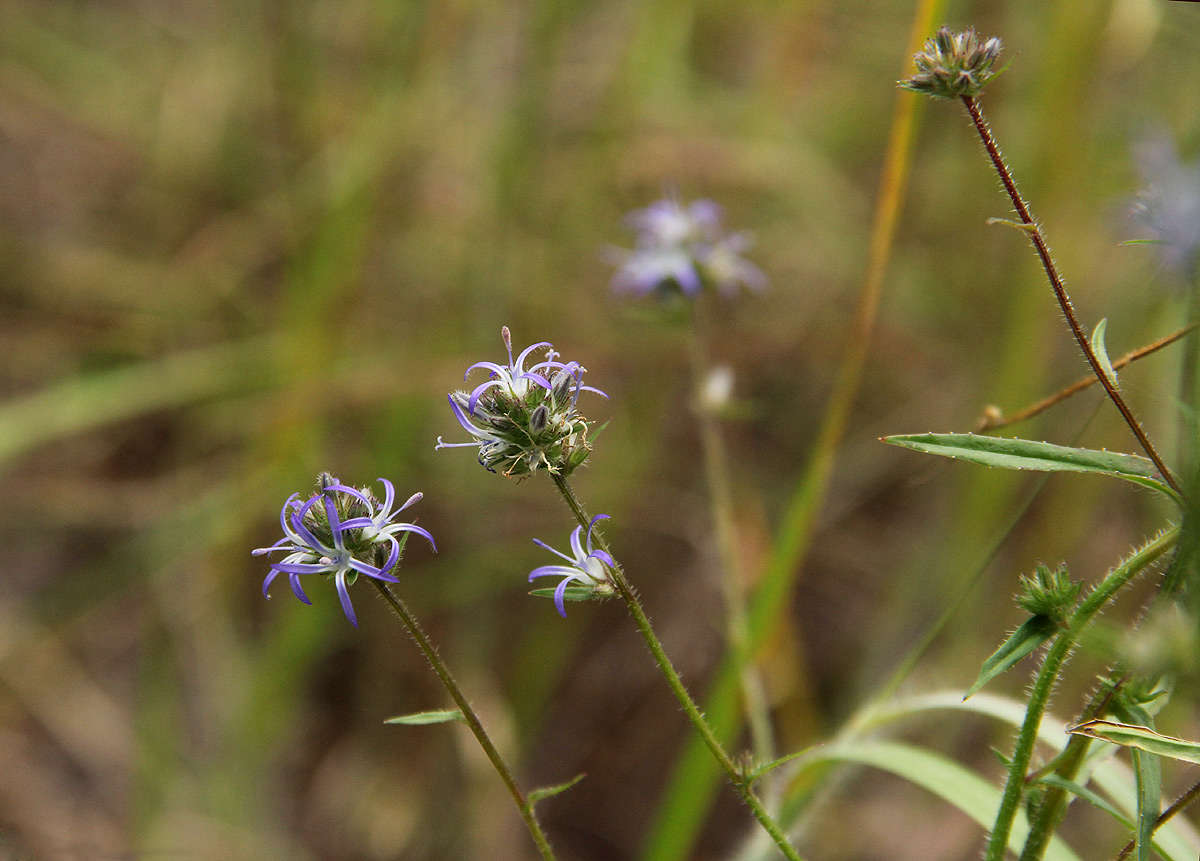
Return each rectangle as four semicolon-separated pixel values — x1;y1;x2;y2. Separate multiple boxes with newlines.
900;26;1003;99
528;514;616;617
253;475;436;626
609;197;766;298
436;326;607;477
1131;135;1200;281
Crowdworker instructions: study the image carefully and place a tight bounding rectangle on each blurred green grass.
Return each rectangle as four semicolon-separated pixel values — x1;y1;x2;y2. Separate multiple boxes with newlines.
2;0;1199;858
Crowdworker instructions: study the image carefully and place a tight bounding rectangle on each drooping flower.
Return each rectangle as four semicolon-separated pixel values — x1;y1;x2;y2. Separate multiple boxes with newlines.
528;514;616;617
899;26;1004;100
1130;135;1200;282
436;327;607;477
253;475;436;626
608;196;766;299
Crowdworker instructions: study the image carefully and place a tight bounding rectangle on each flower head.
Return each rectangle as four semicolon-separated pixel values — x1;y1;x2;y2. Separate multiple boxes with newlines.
900;26;1003;99
436;327;607;477
609;196;765;299
253;474;436;626
528;514;616;617
1130;135;1200;281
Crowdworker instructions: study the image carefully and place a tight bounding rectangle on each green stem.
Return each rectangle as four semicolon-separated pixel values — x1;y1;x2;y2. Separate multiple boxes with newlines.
687;310;776;764
1016;675;1126;860
960;94;1182;498
549;474;805;861
370;580;556;861
984;526;1179;860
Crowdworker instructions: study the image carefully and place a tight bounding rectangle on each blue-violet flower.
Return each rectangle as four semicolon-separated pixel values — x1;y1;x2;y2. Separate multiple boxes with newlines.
1131;135;1200;282
253;474;436;626
609;197;766;298
528;514;616;617
436;326;607;477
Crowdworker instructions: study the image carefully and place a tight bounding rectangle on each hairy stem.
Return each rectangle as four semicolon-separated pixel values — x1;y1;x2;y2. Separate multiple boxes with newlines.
984;527;1179;860
961;95;1182;497
550;474;805;861
371;580;556;860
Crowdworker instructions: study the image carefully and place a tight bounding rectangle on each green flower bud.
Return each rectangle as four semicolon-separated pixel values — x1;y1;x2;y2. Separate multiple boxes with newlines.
1016;563;1081;621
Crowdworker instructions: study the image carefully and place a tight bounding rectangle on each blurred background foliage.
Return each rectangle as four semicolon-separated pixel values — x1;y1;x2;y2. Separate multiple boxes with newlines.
2;0;1200;858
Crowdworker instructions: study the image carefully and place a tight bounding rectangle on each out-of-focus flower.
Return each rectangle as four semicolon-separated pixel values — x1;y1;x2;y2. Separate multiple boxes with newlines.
253;475;436;626
609;197;765;298
437;327;607;477
899;26;1003;100
528;514;616;617
1131;135;1200;281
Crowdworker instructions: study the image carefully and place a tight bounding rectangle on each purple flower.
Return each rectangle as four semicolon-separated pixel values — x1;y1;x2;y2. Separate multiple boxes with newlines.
253;476;436;626
437;327;607;477
609;196;765;298
1131;135;1200;281
528;514;615;617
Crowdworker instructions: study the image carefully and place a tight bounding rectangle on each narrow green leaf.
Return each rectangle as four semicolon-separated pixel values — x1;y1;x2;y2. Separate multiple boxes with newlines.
1068;720;1200;766
811;740;1080;860
528;586;600;603
964;616;1058;699
1036;774;1129;825
841;692;1200;861
883;433;1178;500
383;709;464;726
529;773;587;805
1091;318;1120;389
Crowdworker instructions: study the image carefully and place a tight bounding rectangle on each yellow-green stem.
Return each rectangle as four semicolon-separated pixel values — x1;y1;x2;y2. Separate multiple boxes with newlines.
687;309;775;763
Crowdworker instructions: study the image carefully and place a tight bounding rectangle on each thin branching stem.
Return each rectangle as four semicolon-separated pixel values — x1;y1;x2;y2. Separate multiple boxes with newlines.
961;95;1182;497
977;324;1198;432
370;580;556;860
549;474;805;861
984;527;1179;861
1115;777;1200;860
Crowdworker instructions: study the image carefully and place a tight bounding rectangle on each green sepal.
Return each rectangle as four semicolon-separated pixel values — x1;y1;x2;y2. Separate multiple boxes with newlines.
883;433;1179;501
964;616;1058;700
528;772;587;805
383;708;464;726
529;585;604;603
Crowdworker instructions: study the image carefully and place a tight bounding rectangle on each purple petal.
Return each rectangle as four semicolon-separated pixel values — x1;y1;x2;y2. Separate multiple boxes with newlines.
376;478;396;516
465;361;507;381
335;572;358;627
289;573;313;605
532;537;576;565
553;577;574;617
468;379;504;414
512;341;553;373
390;523;437;553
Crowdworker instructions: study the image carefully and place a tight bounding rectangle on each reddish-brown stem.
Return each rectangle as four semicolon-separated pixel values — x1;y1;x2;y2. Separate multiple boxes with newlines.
960;94;1182;497
977;324;1199;432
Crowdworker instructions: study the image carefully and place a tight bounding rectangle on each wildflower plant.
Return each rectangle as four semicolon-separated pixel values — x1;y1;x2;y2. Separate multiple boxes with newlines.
436;326;607;477
253;473;557;858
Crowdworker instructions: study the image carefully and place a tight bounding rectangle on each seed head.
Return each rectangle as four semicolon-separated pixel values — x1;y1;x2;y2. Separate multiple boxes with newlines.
900;26;1004;99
